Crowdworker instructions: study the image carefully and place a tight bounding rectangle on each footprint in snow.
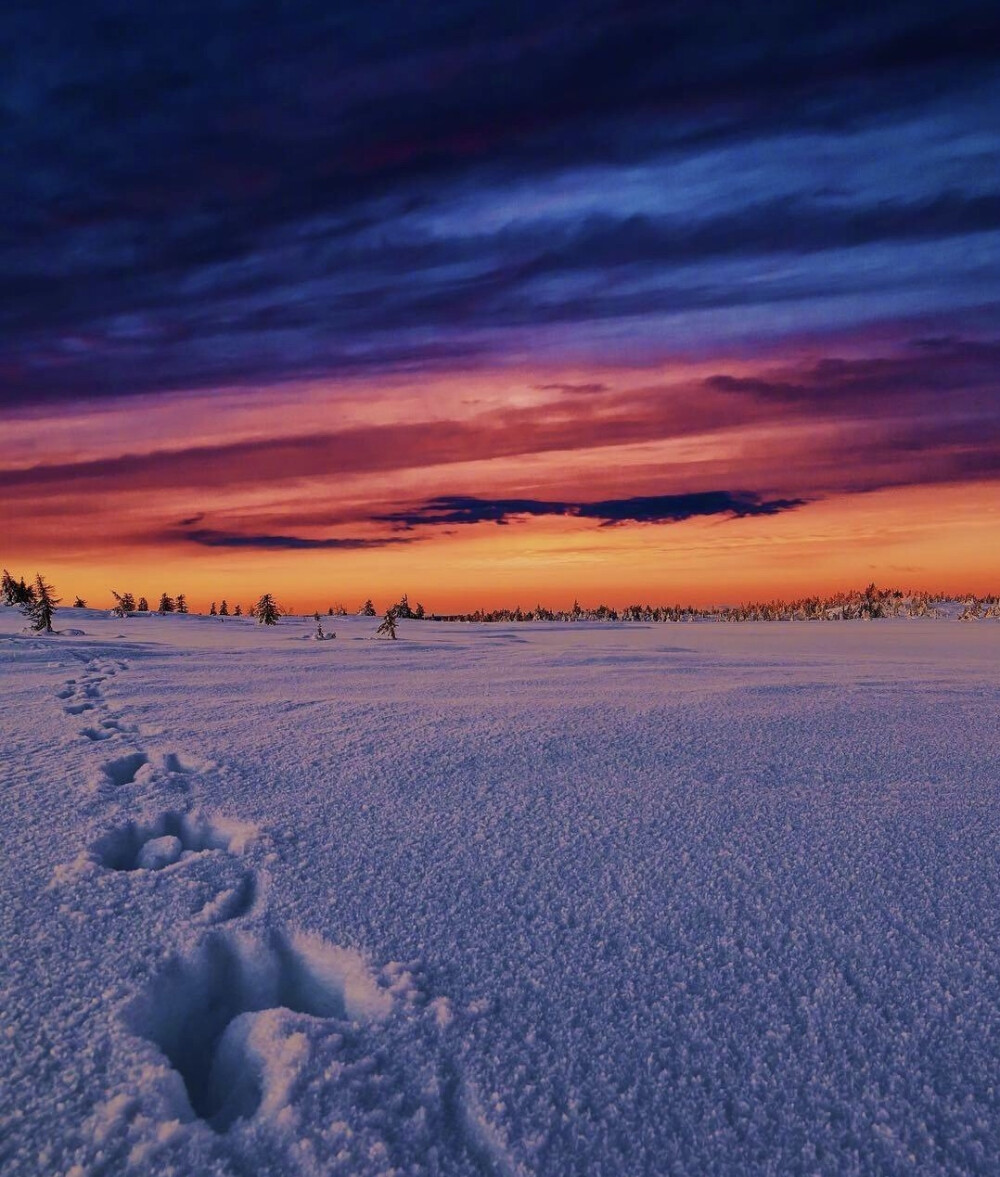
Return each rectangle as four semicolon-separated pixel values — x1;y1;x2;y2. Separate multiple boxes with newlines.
124;927;393;1132
198;870;259;925
65;700;97;715
92;810;257;872
99;751;150;787
81;726;115;742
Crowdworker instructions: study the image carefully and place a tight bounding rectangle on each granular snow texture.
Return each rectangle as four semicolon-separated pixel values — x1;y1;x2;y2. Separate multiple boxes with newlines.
1;608;999;1176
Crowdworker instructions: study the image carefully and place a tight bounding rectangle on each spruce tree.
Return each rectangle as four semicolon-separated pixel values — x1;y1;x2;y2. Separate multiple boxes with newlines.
1;569;17;605
1;570;34;606
360;598;376;616
209;601;218;615
158;593;175;613
176;594;189;614
110;590;133;618
219;600;229;616
137;596;149;611
375;608;398;640
254;593;280;625
24;573;60;633
233;604;243;616
73;596;86;608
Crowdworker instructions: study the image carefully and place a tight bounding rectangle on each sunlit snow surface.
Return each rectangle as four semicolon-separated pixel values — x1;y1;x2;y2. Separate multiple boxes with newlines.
2;608;999;1176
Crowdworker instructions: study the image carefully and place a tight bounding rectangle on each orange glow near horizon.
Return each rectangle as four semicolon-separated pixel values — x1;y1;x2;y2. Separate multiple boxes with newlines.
10;481;997;616
2;349;998;613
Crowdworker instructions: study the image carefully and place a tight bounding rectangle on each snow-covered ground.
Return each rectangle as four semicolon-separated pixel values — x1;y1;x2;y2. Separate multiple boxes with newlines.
1;608;999;1176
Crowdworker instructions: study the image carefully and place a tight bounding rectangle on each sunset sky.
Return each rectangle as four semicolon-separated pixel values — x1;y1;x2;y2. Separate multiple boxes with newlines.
2;2;998;611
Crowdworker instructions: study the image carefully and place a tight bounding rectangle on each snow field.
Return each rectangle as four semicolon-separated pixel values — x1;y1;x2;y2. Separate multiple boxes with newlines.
1;610;999;1175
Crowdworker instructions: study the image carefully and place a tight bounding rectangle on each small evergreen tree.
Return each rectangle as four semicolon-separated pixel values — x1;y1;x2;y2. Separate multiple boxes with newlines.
413;601;425;619
254;593;280;625
209;601;217;615
2;574;40;612
375;608;398;640
2;571;35;606
158;593;175;613
360;598;376;616
233;603;243;616
395;593;413;619
219;600;229;616
24;573;60;633
73;596;86;608
110;590;134;618
176;594;189;614
137;596;149;611
1;569;17;605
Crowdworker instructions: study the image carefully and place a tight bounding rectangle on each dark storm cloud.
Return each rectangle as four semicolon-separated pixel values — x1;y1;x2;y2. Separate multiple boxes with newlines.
2;1;1000;405
378;492;808;529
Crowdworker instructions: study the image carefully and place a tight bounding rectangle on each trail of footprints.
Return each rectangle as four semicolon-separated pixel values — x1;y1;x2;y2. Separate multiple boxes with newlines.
52;652;509;1172
55;653;306;1130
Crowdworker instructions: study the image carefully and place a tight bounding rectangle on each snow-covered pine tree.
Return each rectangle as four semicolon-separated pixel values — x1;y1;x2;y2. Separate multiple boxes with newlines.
395;593;412;619
2;572;36;606
375;608;398;639
233;604;243;616
1;569;17;605
24;573;60;633
176;594;189;614
137;596;149;611
360;598;377;616
73;596;86;608
254;594;281;625
219;600;229;616
157;593;175;613
209;601;217;615
110;590;134;618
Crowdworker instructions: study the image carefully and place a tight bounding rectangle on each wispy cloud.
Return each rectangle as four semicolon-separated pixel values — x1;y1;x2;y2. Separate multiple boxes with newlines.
171;527;419;552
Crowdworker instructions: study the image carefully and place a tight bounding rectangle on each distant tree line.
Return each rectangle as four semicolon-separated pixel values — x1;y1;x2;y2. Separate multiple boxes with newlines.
5;570;996;631
427;586;1000;623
